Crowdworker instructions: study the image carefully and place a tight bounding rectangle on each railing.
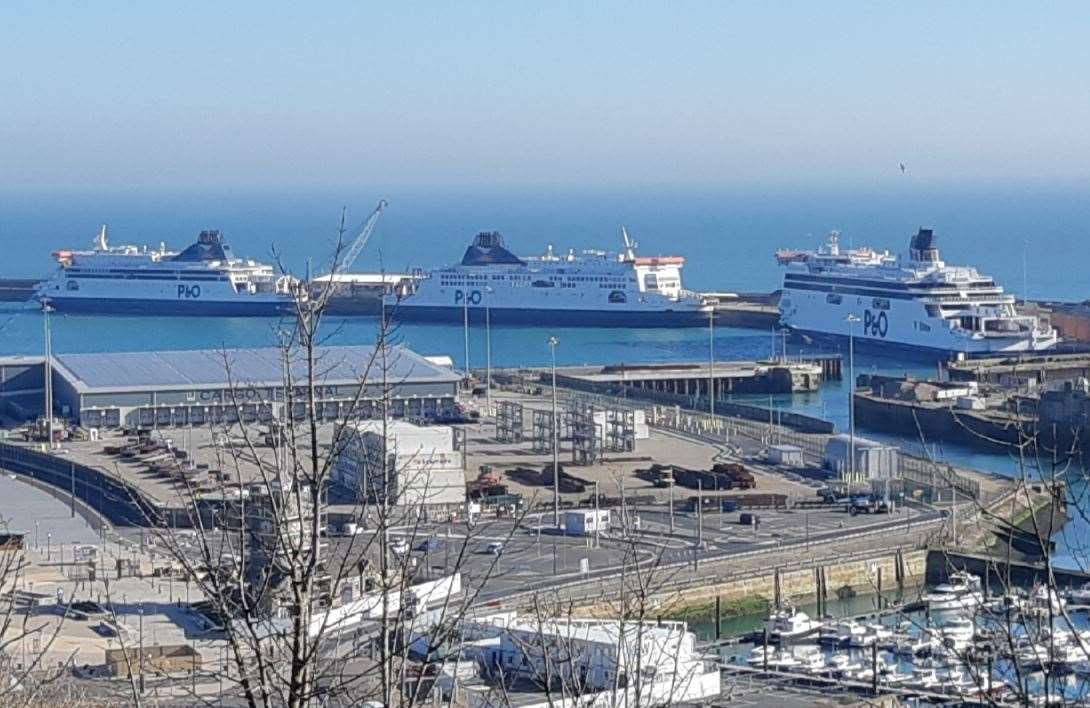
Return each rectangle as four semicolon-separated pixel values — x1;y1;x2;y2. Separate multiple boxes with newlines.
492;509;943;610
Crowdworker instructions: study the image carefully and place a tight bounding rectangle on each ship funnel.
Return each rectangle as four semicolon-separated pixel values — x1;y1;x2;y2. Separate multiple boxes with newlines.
94;224;109;251
909;228;939;262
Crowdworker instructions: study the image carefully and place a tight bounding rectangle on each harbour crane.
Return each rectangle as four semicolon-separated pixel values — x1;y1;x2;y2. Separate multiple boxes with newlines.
334;199;388;275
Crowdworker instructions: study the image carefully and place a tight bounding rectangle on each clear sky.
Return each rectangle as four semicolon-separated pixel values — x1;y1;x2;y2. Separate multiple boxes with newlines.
2;2;1089;190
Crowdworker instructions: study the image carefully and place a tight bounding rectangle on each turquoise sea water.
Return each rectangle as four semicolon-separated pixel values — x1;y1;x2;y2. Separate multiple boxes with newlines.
0;183;1086;565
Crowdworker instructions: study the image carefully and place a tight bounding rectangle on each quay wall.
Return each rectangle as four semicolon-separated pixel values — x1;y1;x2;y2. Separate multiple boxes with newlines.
853;393;1022;452
570;548;930;619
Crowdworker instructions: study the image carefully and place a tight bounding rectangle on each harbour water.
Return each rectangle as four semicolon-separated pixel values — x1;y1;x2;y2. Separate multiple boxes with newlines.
0;183;1085;567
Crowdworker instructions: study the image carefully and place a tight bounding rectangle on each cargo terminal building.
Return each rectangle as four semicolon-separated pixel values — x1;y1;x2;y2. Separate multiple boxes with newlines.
0;345;460;430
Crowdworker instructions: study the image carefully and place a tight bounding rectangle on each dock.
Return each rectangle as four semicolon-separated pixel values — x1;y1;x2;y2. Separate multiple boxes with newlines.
553;359;831;396
0;277;38;302
707;291;782;330
946;351;1090;384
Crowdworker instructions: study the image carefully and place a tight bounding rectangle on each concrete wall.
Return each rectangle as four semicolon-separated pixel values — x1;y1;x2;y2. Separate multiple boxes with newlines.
572;549;929;618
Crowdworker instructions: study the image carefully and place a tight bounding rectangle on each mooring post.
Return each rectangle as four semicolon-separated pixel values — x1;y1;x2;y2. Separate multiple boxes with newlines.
871;642;879;696
877;566;883;610
773;568;781;610
715;596;722;640
763;628;769;673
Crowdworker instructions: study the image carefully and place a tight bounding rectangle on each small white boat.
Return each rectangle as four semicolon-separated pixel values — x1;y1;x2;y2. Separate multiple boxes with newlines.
766;650;802;672
891;633;931;656
1066;583;1090;606
818;619;866;646
922;571;985;612
849;622;895;648
744;646;775;668
763;605;822;641
905;666;943;692
849;653;895;683
880;664;914;686
791;650;828;674
931;616;975;649
1024;584;1067;616
942;671;980;696
984;591;1028;615
820;653;863;677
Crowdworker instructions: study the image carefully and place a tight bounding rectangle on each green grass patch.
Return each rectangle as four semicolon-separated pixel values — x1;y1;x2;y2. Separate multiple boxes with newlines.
659;595;769;621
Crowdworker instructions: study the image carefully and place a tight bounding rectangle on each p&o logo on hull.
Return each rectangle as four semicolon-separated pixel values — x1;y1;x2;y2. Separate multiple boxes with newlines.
177;284;202;299
454;290;482;305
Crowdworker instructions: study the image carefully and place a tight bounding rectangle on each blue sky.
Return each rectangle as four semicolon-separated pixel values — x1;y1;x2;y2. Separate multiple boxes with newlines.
2;2;1089;190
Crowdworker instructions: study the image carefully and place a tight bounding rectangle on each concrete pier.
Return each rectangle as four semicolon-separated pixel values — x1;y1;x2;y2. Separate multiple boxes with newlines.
549;358;833;400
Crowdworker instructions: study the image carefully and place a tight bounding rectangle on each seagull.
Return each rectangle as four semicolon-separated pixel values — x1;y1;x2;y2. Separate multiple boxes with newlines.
899;162;906;174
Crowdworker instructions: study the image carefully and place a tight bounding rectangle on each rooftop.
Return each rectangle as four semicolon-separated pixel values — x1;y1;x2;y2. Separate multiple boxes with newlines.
50;344;460;394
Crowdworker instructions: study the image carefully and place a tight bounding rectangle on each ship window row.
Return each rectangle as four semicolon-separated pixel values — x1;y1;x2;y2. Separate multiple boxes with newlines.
439;275;630;285
798;282;1010;307
786;273;999;292
67;268;227;279
65;272;228;282
67;267;227;276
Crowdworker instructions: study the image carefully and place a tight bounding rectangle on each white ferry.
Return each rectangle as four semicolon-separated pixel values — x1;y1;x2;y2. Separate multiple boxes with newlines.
775;229;1058;354
385;229;711;326
39;226;296;316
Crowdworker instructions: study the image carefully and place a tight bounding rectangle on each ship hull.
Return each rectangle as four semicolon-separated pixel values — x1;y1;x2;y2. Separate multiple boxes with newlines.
385;304;711;327
46;296;295;317
785;325;1055;357
780;284;1057;355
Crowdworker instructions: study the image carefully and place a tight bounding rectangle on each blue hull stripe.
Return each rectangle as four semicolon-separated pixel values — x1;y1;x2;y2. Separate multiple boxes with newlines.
385;304;710;328
786;326;1033;359
48;297;295;317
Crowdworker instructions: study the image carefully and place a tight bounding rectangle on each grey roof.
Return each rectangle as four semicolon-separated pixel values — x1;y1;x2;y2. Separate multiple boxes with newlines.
51;345;460;393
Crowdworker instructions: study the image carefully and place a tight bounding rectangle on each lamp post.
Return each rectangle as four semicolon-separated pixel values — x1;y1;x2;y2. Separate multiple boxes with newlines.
462;291;471;386
138;605;145;694
547;336;560;527
484;286;494;416
845;314;861;483
42;298;54;449
708;310;716;416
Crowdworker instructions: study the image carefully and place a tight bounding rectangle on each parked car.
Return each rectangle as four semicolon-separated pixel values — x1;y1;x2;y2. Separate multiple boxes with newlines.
414;538;444;553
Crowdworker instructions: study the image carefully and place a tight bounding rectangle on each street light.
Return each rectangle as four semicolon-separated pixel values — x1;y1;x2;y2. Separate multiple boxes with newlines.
41;298;54;449
845;314;861;484
708;310;716;416
462;291;471;386
547;336;560;527
484;286;494;416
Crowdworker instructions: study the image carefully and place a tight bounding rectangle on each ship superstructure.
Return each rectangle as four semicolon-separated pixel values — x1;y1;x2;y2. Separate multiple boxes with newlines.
776;229;1058;354
386;229;711;326
39;226;296;315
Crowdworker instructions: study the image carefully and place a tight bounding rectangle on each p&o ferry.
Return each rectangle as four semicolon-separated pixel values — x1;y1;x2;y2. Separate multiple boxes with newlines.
775;229;1058;354
39;226;296;316
385;229;711;326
